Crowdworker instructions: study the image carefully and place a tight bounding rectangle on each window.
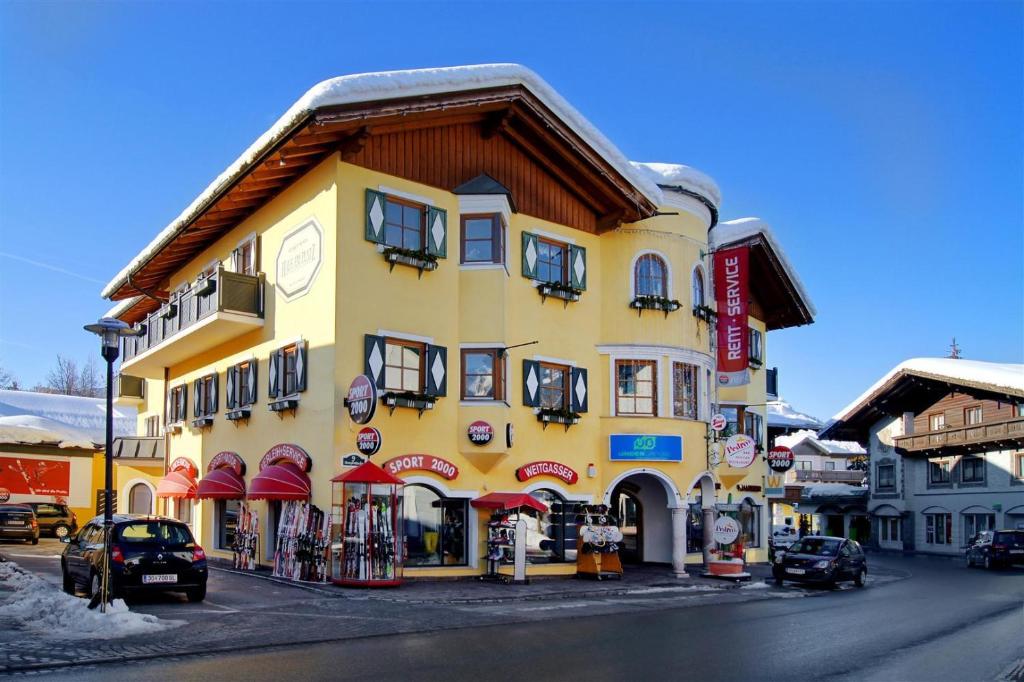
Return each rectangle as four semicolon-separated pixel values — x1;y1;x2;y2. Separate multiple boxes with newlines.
168;385;186;424
194;373;218;418
539;362;569;410
144;416;160;437
929;459;951;485
216;500;241;550
720;406;740;438
929;413;946;431
461;349;503;400
744;411;764;450
672;362;699;419
403;485;467;566
925;513;952;545
635;254;667;297
797;460;812;471
385;339;425;393
616;359;657;416
269;342;306;400
528;489;580;563
825;461;836;471
175;499;193;526
1014;452;1024;480
960;455;985;484
902;412;915;436
876;463;896;490
127;483;152;514
536;238;568;284
1016;403;1024;418
228;360;256;408
384;197;425;250
692;265;705;307
881;518;901;543
748;328;764;364
231;236;258;275
460;215;503;264
963;513;994;543
738;499;761;548
282;345;299;396
965;406;983;426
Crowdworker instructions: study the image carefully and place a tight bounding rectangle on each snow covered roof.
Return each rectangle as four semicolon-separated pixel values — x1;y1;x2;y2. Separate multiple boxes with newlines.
774;429;866;457
0;390;136;447
767;400;823;430
802;483;868;499
629;161;721;210
101;64;674;299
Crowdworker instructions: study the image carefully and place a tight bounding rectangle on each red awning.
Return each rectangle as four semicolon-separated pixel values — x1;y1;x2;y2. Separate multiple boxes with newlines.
331;461;405;485
248;462;310;500
470;492;548;513
196;468;246;500
156;470;198;499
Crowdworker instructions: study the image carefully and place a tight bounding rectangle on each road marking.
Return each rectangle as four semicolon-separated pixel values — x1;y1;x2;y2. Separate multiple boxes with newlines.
4;553;61;559
254;610;392;621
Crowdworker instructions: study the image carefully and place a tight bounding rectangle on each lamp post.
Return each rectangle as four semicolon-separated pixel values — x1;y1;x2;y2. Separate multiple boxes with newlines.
83;317;143;612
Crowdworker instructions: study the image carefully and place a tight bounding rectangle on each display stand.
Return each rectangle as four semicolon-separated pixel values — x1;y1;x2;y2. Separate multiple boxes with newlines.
272;500;331;582
575;504;624;580
331;462;405;588
471;493;549;585
232;503;260;571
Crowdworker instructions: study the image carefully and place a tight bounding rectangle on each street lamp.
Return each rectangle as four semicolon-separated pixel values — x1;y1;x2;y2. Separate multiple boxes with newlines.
83;317;143;612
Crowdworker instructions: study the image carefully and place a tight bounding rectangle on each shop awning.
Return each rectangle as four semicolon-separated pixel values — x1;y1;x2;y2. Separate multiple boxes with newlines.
248;462;310;500
197;467;246;500
331;461;405;485
471;492;548;513
155;470;198;499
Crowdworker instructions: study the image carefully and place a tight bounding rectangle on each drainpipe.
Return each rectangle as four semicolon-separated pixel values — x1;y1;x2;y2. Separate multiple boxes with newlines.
162;366;169;516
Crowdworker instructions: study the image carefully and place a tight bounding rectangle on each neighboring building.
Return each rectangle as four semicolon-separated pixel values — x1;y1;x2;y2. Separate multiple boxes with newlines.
767;398;824;447
98;65;814;578
822;358;1024;555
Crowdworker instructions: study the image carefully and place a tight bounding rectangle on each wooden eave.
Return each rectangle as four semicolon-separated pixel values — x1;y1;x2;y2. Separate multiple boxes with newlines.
108;85;657;304
718;234;813;331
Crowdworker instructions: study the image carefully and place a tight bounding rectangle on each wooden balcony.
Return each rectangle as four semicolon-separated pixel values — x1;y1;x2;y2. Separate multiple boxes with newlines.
795;469;864;484
894;416;1024;455
121;268;264;378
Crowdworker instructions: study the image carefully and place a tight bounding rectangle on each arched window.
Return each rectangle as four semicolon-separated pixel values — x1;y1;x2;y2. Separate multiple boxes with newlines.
692;265;706;307
403;484;467;566
128;483;152;514
635;254;668;297
528;489;580;563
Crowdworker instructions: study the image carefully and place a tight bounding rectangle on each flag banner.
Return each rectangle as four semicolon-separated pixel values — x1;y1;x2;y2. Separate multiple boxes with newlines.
714;246;750;387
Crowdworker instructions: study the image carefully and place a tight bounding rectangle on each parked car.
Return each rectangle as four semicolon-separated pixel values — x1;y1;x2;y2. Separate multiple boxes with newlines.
773;535;867;588
61;514;207;602
966;530;1024;569
0;504;39;544
25;502;77;540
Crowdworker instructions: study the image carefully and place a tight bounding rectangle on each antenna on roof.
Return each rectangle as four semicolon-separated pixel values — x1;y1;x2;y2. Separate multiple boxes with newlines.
948;337;962;359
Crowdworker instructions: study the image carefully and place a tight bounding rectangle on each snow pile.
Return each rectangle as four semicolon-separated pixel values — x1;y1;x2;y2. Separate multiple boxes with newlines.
739;581;771;590
629;161;721;208
0;415;98;449
626;585;721;595
0;389;136;443
775;429;866;456
802;483;868;499
0;561;183;639
767;400;823;430
833;358;1024;421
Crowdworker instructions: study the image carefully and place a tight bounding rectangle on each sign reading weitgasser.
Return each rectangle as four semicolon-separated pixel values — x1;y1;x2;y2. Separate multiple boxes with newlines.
609;434;683;462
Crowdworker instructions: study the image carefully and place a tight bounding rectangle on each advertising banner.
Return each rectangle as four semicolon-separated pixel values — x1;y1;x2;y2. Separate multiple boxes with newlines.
714;246;750;387
609;434;683;462
0;456;71;496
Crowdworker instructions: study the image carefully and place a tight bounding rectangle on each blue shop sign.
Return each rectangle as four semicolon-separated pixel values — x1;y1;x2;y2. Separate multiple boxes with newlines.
609;434;683;462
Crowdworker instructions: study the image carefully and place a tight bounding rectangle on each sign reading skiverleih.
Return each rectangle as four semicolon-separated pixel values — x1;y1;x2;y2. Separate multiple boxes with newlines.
609;434;683;462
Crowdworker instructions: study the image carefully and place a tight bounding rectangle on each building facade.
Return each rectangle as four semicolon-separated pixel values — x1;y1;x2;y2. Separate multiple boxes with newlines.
100;65;814;579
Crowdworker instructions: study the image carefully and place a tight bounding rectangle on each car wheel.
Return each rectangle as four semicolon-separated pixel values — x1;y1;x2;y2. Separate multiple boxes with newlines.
54;525;70;540
90;572;102;600
854;569;866;587
984;555;993;570
186;585;207;603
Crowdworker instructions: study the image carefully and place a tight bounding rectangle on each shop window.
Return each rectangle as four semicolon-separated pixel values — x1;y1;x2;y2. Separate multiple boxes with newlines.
748;328;764;365
672;362;698;419
692;265;705;307
965;406;983;426
403;485;467;567
384;197;425;251
128;483;152;514
461;349;503;400
960;455;985;484
231;235;259;276
687;497;704;554
167;385;187;424
216;499;241;550
929;459;951;485
193;373;218;418
175;499;193;526
616;359;657;416
385;338;425;392
963;513;994;542
738;499;761;548
461;214;503;264
527;489;580;563
876;463;896;490
634;253;667;297
929;413;946;431
925;513;952;545
539;362;569;410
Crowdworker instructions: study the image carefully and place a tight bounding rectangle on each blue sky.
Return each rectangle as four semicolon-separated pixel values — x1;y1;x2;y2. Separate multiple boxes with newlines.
0;1;1021;419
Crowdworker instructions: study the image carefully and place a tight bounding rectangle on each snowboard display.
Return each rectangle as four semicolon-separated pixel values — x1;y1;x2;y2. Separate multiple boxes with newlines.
272;500;330;582
232;503;260;571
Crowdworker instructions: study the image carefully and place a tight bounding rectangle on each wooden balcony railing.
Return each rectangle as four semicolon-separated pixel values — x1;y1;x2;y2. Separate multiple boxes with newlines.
795;469;864;483
894;416;1024;453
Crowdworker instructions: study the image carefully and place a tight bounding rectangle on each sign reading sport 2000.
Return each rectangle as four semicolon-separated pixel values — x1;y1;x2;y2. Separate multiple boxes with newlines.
609;434;683;462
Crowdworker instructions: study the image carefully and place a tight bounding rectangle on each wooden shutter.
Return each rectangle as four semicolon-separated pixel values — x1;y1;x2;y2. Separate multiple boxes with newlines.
247;362;258;405
521;232;539;279
522;359;540;407
226;366;237;410
296;341;308;393
426;206;447;258
571;367;589;413
425;344;447;397
364;335;386;389
365;189;386;244
209;374;219;413
177;386;187;422
268;350;280;398
569;244;587;290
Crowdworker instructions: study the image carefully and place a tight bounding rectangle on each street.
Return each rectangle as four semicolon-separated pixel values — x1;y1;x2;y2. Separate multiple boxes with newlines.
1;540;1021;681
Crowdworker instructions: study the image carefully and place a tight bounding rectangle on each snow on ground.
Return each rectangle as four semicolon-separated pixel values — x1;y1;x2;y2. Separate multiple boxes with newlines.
625;585;721;595
0;560;183;639
739;581;771;590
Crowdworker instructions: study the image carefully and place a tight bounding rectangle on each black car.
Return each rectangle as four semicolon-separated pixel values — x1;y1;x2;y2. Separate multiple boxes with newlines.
966;530;1024;569
773;536;867;588
61;514;207;602
0;504;39;544
26;502;77;540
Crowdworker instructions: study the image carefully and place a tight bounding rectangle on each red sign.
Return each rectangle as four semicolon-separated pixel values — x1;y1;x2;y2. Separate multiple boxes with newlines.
714;246;750;387
346;374;377;425
0;456;71;496
168;457;199;478
515;461;579;485
767;446;795;473
207;451;245;476
259;443;311;472
467;420;493;446
356;427;382;456
382;455;459;480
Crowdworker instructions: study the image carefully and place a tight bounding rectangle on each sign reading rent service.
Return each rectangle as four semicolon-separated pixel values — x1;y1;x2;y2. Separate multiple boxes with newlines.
609;434;683;462
714;245;750;387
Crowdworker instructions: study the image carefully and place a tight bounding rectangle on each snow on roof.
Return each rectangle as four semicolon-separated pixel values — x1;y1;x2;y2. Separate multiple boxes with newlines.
767;400;823;430
710;217;816;318
803;483;868;499
775;429;866;456
833;358;1024;421
104;296;142;319
101;64;671;299
0;389;136;445
0;415;98;449
629;161;721;209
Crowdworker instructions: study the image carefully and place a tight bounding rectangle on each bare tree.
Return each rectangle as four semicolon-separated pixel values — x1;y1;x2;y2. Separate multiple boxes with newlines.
0;365;19;390
44;355;80;395
78;358;103;398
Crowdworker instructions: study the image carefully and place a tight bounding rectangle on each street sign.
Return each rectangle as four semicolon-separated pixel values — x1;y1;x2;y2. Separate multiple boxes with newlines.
724;434;756;468
341;453;366;468
356;427;382;457
467;420;494;446
713;516;741;545
346;374;377;425
710;413;728;432
767;446;794;473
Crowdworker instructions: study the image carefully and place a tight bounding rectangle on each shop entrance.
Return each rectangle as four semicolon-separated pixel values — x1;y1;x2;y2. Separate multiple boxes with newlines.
612;486;643;563
608;473;674;565
849;515;871;543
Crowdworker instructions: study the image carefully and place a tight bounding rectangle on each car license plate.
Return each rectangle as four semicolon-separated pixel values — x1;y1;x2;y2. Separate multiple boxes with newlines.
142;574;177;584
786;568;806;575
5;520;25;526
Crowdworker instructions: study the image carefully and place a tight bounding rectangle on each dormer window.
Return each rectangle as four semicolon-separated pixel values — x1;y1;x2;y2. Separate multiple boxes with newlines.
460;214;504;265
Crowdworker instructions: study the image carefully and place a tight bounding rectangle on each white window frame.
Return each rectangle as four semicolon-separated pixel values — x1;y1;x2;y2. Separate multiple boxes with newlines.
629;249;673;300
691;262;707;308
230;232;258;275
459;343;509;405
598;345;713;421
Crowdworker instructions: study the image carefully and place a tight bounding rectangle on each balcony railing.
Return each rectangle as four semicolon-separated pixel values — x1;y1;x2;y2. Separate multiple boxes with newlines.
121;268;264;376
894;416;1024;454
795;469;864;483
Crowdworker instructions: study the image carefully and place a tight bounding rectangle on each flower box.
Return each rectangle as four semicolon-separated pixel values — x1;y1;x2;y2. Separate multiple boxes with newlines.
191;416;214;429
195;277;217;296
160;304;178;320
383;247;438;275
538;283;582;304
166;422;182;435
630;296;682;316
748;357;763;369
537;409;581;430
382;391;436;415
268;397;299;413
693;305;716;323
226;408;252;422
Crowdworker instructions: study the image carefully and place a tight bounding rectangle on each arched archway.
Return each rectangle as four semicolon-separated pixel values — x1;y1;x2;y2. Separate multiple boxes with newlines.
123;479;155;515
685;472;717;563
603;469;684;569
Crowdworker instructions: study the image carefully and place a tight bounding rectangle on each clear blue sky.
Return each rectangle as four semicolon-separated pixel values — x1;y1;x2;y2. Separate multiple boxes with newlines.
1;1;1021;419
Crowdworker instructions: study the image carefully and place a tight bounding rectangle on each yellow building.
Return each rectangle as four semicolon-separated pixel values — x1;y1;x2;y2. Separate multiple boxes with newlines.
100;65;814;580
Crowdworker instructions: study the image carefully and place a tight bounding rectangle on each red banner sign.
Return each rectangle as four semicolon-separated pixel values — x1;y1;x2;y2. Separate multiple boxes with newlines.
714;246;750;387
382;454;459;480
169;457;199;478
259;443;311;472
515;461;579;485
207;451;246;476
0;456;71;496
